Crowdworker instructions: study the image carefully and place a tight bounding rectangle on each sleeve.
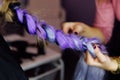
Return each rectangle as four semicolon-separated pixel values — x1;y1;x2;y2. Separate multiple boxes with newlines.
94;0;115;42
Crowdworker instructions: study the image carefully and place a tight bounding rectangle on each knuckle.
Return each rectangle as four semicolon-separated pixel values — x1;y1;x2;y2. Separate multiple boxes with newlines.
101;59;107;63
62;23;67;27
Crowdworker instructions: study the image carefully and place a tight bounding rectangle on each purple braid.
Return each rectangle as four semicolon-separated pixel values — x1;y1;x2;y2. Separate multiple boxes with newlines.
9;2;107;80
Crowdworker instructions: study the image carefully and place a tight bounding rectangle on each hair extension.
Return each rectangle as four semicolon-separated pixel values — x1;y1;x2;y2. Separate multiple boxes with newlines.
1;1;107;80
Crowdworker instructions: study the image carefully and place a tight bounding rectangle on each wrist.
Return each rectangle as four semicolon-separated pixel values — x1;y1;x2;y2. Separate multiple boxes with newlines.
110;57;120;74
110;58;118;71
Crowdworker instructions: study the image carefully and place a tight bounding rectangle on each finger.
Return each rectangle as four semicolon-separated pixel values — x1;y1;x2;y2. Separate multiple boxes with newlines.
86;51;94;63
62;22;74;34
94;46;106;63
73;24;84;35
86;51;102;67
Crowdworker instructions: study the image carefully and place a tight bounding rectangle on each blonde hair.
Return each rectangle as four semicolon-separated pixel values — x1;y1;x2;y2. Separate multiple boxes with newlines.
0;0;19;22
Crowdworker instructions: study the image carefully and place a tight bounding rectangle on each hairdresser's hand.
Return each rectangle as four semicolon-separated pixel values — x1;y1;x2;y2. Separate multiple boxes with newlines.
62;22;105;43
62;22;87;35
85;45;118;71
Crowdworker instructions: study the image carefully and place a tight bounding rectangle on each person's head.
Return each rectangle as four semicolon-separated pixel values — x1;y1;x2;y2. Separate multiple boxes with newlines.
0;0;29;21
0;0;29;33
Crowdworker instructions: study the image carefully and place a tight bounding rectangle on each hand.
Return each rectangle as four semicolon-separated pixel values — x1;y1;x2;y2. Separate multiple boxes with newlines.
62;22;85;35
96;0;110;5
85;45;118;71
62;22;105;43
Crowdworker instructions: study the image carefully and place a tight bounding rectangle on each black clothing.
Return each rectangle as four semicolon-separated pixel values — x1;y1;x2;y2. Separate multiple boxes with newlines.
0;35;28;80
61;0;96;26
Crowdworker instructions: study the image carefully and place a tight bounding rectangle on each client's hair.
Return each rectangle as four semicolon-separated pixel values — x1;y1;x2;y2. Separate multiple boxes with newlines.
0;0;29;22
0;0;16;22
0;0;28;33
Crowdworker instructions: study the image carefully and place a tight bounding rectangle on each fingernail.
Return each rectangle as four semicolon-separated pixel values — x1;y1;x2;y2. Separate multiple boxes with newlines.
68;29;73;34
74;32;78;35
92;44;96;49
93;46;96;49
98;45;100;48
92;43;95;46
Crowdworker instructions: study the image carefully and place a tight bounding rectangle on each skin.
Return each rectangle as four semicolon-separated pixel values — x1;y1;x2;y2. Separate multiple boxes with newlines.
62;22;105;43
62;22;118;71
85;45;118;71
62;0;112;43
